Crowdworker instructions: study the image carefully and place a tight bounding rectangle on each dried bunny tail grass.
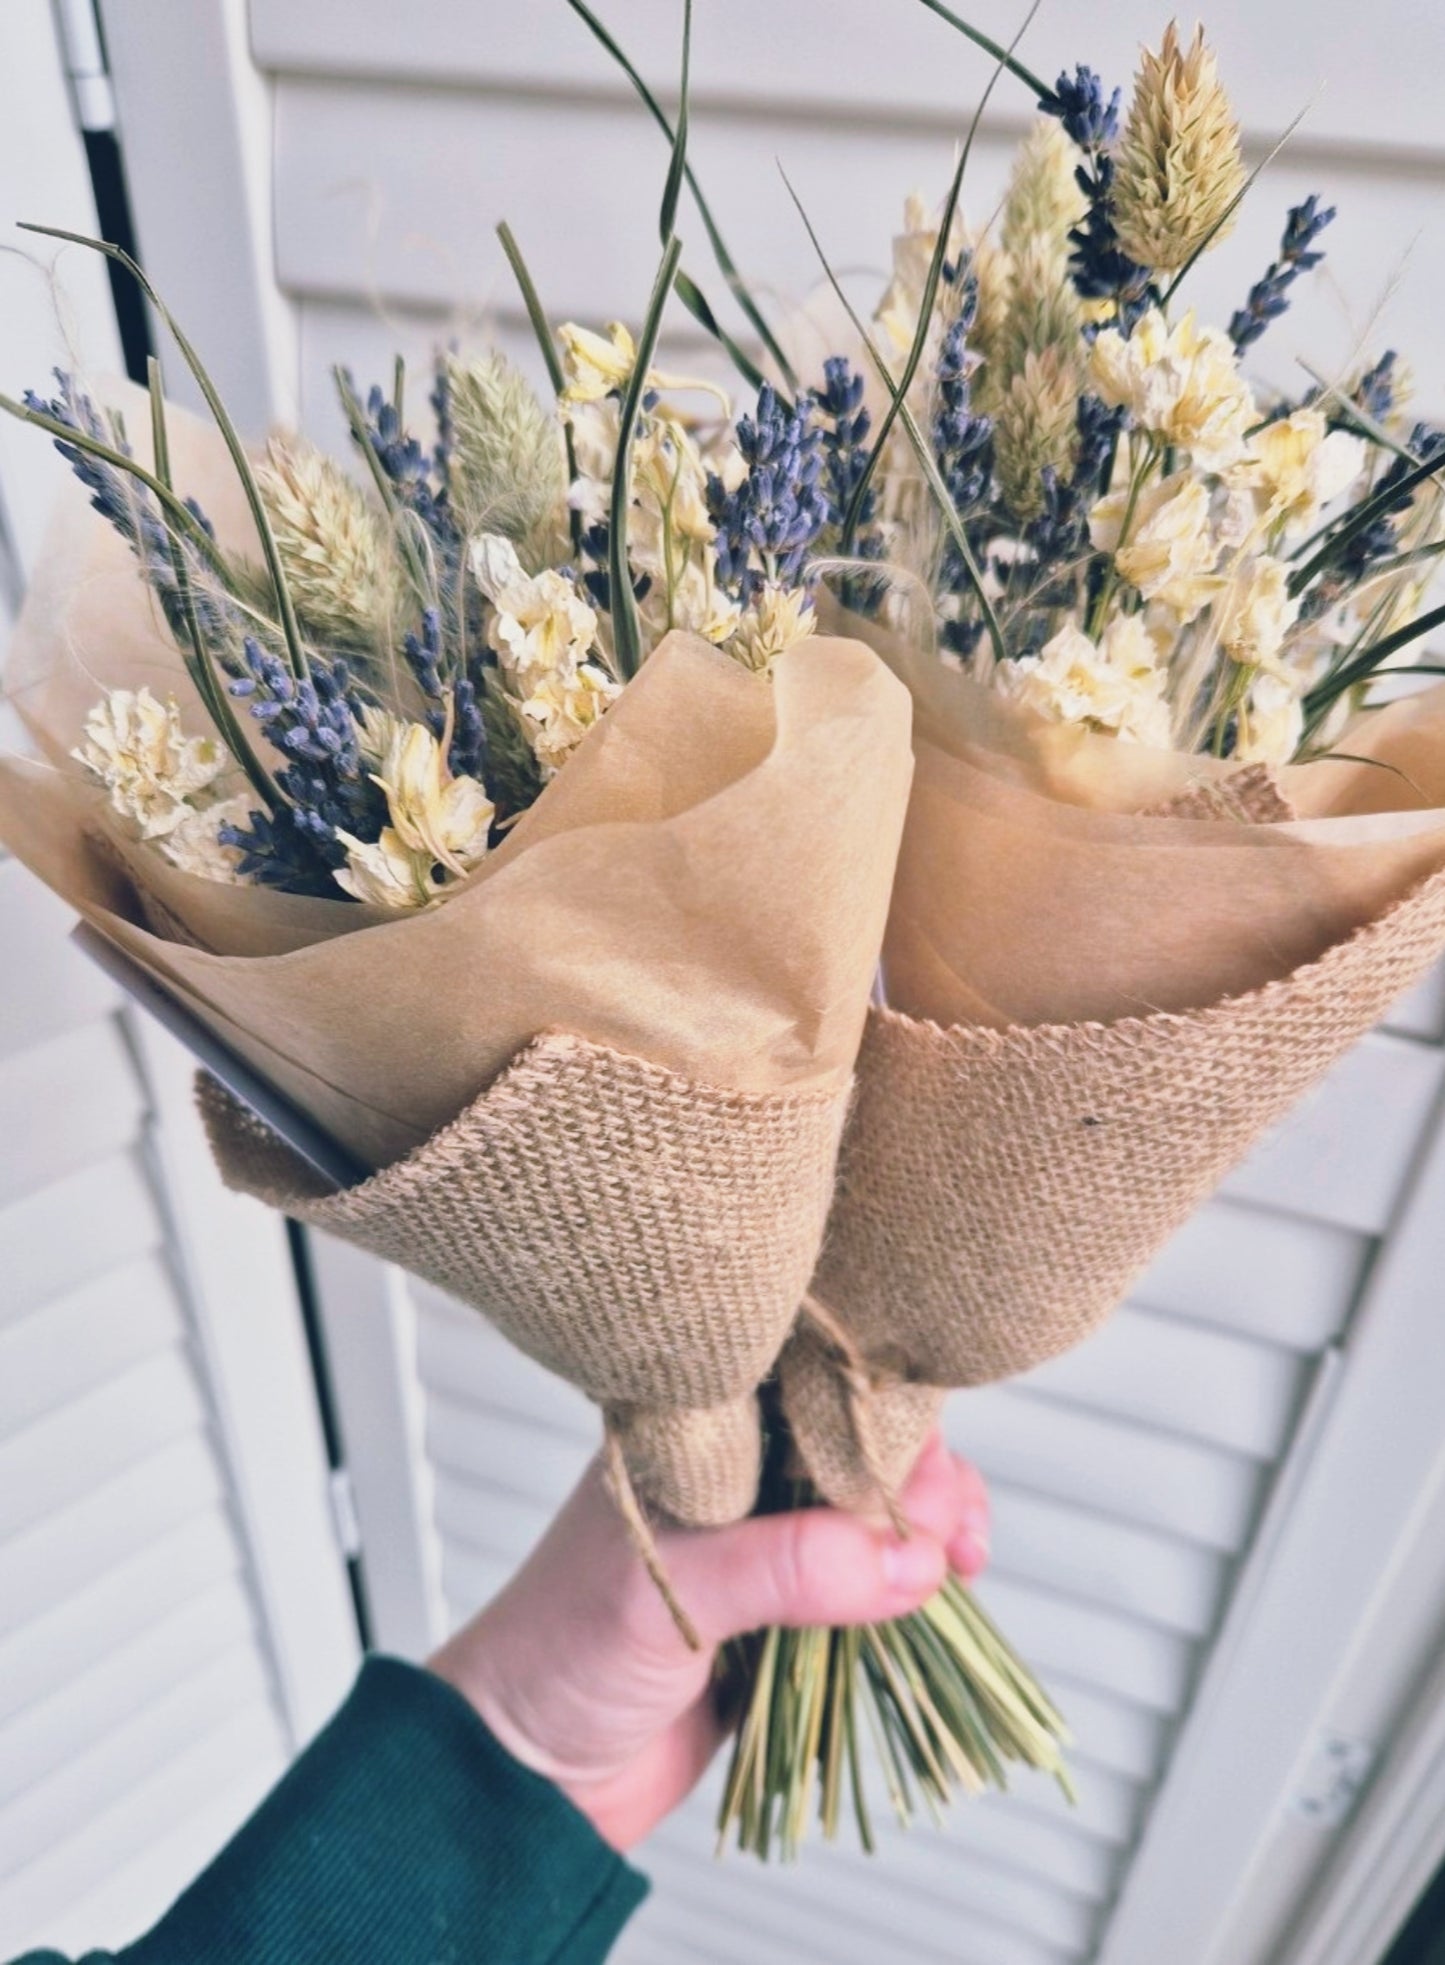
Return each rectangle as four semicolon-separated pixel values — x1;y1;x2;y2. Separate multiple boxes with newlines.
993;347;1081;520
997;235;1084;384
965;229;1015;386
1001;118;1088;256
1112;22;1246;274
253;433;407;649
444;348;568;568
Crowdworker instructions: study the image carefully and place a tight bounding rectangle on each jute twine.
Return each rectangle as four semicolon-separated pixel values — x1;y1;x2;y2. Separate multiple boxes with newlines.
785;861;1445;1510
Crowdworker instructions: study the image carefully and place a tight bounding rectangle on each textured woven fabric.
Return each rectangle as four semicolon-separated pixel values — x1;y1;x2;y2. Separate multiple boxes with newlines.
787;865;1445;1508
199;1032;849;1527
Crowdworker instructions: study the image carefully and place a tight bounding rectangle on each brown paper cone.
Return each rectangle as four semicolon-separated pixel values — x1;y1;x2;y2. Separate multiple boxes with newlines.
0;390;915;1526
786;602;1445;1509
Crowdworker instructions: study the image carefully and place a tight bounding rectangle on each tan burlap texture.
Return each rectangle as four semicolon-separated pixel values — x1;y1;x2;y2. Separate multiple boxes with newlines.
198;1034;850;1529
783;864;1445;1511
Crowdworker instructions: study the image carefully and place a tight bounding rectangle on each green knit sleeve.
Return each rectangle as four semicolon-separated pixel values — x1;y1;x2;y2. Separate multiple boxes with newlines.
12;1656;647;1965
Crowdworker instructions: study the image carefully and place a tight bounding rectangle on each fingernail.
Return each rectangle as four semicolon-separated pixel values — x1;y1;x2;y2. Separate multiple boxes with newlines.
882;1535;944;1594
954;1528;991;1577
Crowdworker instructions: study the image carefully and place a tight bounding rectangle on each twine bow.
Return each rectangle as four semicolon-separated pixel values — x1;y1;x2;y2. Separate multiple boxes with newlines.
799;1292;910;1537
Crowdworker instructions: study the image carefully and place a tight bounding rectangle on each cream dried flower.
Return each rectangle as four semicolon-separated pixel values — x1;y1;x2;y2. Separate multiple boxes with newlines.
519;661;621;776
1002;119;1088;255
370;719;495;878
334;827;442;909
874;192;969;367
1090;471;1222;620
997;618;1172;746
1111;24;1246;273
470;534;601;698
74;687;227;839
1235;669;1305;765
1231;408;1366;538
445;351;567;565
1090;308;1256;472
255;435;404;646
1215;555;1302;673
995;348;1082;520
158;794;251;883
726;585;817;674
559;321;638;405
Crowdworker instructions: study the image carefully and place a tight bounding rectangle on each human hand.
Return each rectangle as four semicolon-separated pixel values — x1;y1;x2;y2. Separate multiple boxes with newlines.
428;1432;989;1851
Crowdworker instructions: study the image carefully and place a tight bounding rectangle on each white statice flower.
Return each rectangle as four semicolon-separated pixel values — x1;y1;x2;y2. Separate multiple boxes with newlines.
370;720;495;879
73;687;227;839
471;534;601;697
1089;471;1222;620
997;617;1173;746
726;585;817;674
1214;555;1302;673
1089;309;1256;472
1235;669;1305;766
1230;408;1366;539
157;794;251;883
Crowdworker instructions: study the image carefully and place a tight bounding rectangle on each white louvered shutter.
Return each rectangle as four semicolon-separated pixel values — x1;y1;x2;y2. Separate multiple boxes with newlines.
0;7;360;1952
63;4;1445;1960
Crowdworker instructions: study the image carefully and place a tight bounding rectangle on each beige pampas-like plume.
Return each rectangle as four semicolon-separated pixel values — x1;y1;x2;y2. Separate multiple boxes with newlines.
254;434;406;649
993;347;1081;519
1111;23;1246;273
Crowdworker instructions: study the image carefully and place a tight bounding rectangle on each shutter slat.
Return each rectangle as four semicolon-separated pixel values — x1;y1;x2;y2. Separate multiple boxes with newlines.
415;1292;595;1441
0;1434;226;1637
949;1389;1264;1554
0;1148;164;1327
1022;1308;1306;1462
0;1647;271;1879
978;1575;1195;1718
0;1254;186;1435
0;858;118;1061
1133;1197;1368;1352
0;1578;259;1810
272;81;1445;421
0;1019;146;1209
251;0;1445;161
0;1512;245;1727
987;1484;1227;1640
0;1347;206;1541
0;1702;286;1942
1221;1032;1444;1233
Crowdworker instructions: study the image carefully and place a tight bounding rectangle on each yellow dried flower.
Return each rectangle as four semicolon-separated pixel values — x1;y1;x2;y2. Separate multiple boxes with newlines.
1090;308;1255;472
1111;24;1246;273
445;350;567;567
1090;471;1222;620
994;348;1081;520
1002;119;1087;256
559;321;638;404
255;435;405;647
996;618;1172;746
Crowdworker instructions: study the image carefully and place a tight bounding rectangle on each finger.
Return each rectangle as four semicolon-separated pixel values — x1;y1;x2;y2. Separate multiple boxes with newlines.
666;1505;947;1646
897;1434;991;1578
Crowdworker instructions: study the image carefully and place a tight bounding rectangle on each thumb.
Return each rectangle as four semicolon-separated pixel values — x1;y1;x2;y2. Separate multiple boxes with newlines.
665;1506;947;1647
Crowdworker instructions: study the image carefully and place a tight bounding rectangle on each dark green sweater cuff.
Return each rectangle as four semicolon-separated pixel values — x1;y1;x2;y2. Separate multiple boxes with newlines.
98;1655;647;1965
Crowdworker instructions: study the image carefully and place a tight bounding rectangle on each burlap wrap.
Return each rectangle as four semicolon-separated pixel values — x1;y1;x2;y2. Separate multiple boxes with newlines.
784;865;1445;1509
198;1033;850;1528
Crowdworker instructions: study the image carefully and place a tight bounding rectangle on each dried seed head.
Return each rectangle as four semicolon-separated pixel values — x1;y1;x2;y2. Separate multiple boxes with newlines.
1002;118;1088;257
445;349;568;567
1111;24;1246;273
994;347;1081;520
255;434;405;647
